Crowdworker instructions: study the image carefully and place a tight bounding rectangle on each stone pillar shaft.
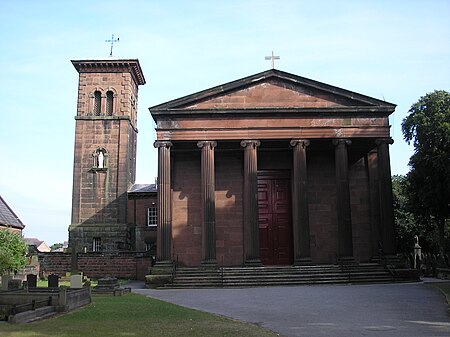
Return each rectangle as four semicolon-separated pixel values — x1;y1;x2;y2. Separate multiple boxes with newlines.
290;139;311;264
333;139;353;258
197;141;217;265
376;138;396;255
241;140;262;266
154;141;173;265
367;150;382;258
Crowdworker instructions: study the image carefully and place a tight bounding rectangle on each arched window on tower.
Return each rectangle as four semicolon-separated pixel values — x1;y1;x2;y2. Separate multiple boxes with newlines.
106;90;114;116
94;91;102;116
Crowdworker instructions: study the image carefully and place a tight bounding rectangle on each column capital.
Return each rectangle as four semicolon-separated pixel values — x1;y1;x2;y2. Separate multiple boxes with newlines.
333;138;352;147
240;140;261;148
375;138;394;146
153;140;173;149
197;140;217;149
290;139;310;148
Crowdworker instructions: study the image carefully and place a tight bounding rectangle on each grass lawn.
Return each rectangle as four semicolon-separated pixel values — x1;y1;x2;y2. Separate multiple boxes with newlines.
0;293;279;337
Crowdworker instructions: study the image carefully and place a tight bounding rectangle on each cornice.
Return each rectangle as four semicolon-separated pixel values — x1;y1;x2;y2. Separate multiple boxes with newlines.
71;59;146;85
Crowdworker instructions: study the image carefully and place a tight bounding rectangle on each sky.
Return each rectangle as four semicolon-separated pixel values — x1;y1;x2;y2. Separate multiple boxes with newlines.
0;0;449;246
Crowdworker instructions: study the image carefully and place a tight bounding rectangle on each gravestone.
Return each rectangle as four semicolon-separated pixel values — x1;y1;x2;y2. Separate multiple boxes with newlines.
70;274;83;289
27;274;37;288
93;277;119;292
48;274;59;288
1;275;12;291
8;279;22;290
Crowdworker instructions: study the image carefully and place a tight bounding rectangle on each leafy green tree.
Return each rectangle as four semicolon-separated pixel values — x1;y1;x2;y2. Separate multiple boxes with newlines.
0;230;28;274
392;175;414;252
402;90;450;254
50;243;63;252
392;174;440;253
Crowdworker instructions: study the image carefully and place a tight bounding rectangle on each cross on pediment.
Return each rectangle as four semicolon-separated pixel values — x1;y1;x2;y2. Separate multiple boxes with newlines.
265;51;280;69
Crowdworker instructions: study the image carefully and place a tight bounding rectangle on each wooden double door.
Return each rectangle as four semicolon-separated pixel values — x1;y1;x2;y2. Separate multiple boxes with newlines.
258;171;293;265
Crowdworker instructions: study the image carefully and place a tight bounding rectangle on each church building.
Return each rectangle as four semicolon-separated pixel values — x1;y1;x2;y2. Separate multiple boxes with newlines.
150;69;397;267
69;59;397;269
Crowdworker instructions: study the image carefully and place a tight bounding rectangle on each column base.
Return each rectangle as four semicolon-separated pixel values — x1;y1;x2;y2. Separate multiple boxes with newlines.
244;259;263;267
294;257;313;266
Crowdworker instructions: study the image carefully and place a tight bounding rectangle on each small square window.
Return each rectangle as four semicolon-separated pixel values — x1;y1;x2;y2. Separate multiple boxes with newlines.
93;237;102;252
148;207;157;227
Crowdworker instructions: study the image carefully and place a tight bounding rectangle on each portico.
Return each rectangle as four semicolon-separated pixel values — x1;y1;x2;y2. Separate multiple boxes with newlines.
150;69;396;267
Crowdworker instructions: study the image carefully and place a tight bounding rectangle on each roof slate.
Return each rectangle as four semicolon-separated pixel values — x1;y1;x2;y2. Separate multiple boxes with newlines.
24;238;43;246
0;195;25;229
128;184;157;194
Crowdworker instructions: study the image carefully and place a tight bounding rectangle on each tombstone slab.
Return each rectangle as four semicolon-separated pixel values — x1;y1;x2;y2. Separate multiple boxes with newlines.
48;274;59;288
1;275;12;291
8;279;22;290
27;274;37;288
70;274;83;289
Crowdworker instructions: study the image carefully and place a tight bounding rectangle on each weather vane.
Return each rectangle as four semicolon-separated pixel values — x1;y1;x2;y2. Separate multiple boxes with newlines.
105;34;119;57
265;51;280;69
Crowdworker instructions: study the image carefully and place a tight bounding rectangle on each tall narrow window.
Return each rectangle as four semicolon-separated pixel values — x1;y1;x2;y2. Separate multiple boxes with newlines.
93;237;102;252
106;91;114;116
94;91;102;116
148;207;157;227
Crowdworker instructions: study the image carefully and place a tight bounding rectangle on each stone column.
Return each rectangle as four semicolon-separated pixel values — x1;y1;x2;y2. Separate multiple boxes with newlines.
333;139;354;260
367;150;382;259
197;141;217;266
240;140;262;266
376;138;396;256
154;140;173;266
290;139;312;265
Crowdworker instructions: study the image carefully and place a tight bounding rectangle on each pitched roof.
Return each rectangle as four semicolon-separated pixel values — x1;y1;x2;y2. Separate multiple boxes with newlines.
128;184;157;194
0;195;25;229
149;69;396;116
24;237;43;246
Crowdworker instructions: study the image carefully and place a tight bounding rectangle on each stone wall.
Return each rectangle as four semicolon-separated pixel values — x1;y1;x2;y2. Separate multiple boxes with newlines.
38;252;151;280
308;149;339;263
349;156;373;262
169;142;378;266
215;152;244;266
172;151;203;266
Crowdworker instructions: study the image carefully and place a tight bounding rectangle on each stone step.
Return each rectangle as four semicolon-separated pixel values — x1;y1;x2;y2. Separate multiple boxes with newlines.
166;263;394;288
172;273;392;282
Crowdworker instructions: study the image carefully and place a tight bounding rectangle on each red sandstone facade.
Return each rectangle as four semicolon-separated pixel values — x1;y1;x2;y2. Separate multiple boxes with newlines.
69;60;146;253
67;61;397;277
150;70;396;267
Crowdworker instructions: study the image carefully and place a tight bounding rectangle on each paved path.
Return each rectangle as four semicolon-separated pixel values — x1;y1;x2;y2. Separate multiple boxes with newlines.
133;282;450;337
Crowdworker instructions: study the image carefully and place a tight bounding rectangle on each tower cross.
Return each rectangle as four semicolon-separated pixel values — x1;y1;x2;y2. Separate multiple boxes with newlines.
105;34;119;57
265;51;280;69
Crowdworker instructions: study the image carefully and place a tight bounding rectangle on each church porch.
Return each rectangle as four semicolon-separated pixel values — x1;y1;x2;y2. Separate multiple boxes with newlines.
156;137;392;268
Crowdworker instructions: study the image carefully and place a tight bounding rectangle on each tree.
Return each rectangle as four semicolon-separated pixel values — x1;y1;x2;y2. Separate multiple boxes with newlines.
392;174;439;253
0;230;28;274
50;243;63;252
392;175;414;252
402;90;450;254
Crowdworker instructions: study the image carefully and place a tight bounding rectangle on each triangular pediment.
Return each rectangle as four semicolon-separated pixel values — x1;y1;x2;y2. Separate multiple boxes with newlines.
182;80;361;109
150;69;395;114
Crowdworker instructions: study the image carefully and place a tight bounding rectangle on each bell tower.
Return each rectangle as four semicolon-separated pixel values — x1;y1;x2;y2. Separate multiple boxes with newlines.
69;59;146;252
